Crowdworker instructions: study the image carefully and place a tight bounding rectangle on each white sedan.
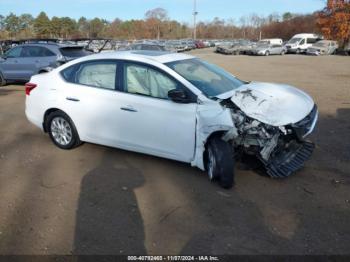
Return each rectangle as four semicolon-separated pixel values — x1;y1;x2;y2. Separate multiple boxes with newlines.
25;51;318;188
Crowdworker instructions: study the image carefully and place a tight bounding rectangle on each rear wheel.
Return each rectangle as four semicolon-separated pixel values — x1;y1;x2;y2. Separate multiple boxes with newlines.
47;111;81;150
206;136;235;189
0;72;6;86
281;50;286;55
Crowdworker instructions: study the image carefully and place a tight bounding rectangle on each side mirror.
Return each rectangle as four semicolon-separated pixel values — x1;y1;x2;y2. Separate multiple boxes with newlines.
168;89;191;104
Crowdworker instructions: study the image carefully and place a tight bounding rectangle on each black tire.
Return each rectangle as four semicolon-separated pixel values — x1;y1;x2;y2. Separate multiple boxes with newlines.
0;72;6;87
46;111;81;150
281;50;286;55
206;136;235;189
265;51;270;56
296;48;301;54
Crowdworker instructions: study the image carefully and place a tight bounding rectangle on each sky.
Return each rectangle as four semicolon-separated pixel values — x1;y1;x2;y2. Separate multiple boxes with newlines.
0;0;325;24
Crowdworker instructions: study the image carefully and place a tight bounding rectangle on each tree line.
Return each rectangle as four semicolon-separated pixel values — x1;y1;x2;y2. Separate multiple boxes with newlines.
0;1;349;45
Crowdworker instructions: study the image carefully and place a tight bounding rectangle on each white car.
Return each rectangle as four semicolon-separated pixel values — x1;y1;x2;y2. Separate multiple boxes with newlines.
25;51;318;188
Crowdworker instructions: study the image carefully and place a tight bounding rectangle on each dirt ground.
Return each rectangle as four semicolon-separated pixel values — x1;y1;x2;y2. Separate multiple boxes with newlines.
0;49;349;255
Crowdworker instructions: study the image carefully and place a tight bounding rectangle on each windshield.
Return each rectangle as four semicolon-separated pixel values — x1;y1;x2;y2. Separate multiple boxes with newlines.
166;58;245;97
288;38;302;44
257;43;269;48
258;41;269;45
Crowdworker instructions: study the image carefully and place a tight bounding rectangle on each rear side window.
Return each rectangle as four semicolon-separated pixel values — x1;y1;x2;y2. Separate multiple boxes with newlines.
60;47;89;58
22;46;56;57
307;38;317;44
61;61;117;90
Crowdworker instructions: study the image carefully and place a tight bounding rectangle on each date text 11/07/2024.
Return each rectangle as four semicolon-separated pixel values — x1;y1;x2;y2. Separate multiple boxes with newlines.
127;256;220;261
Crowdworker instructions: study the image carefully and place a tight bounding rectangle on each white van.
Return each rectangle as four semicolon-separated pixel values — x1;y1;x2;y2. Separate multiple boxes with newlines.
259;38;283;45
285;33;321;54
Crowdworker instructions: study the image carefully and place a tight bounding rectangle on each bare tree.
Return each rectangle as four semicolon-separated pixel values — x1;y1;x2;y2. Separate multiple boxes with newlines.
145;8;168;39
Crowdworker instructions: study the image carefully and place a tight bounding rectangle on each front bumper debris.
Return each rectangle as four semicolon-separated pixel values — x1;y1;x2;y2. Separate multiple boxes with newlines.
259;140;315;178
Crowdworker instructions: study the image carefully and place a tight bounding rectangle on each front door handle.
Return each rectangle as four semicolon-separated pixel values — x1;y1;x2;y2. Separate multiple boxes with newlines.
66;97;80;102
120;106;137;112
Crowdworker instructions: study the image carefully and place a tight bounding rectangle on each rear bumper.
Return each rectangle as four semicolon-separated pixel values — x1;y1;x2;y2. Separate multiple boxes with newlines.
260;140;315;178
25;98;44;131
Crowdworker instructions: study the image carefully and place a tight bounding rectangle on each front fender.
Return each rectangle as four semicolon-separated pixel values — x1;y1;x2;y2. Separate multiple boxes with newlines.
191;104;236;170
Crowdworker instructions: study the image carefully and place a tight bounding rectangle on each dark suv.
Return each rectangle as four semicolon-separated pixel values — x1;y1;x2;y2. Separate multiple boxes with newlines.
0;43;91;86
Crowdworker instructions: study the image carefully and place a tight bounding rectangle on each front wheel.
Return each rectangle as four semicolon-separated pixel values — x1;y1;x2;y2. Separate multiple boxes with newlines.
47;111;81;150
265;51;270;56
206;136;235;189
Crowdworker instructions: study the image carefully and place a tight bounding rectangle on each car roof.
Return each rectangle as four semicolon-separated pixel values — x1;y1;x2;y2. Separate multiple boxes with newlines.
73;50;195;64
18;43;83;48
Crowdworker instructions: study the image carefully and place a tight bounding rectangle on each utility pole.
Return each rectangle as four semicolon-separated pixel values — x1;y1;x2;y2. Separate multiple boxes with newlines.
193;0;198;40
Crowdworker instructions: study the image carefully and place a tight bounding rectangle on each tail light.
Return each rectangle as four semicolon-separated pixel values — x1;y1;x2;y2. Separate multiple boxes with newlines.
25;83;37;96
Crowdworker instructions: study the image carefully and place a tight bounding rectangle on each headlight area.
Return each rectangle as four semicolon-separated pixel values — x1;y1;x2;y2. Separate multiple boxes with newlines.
226;106;316;178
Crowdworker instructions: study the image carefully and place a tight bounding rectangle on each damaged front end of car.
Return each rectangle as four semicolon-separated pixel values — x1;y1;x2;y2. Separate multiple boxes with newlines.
219;84;318;178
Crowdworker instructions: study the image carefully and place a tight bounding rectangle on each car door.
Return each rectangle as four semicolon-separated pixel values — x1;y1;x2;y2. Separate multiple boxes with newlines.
59;60;125;147
272;44;282;54
21;46;56;79
299;38;306;51
0;46;26;80
114;61;197;162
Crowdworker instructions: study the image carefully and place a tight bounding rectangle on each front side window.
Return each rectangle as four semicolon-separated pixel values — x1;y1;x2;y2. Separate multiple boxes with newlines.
124;63;177;99
288;38;301;44
61;61;117;90
166;58;244;98
6;47;22;58
300;39;306;45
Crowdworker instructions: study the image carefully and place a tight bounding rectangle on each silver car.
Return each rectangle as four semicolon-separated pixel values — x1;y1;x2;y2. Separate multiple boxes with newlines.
306;40;339;55
0;43;91;86
251;44;286;56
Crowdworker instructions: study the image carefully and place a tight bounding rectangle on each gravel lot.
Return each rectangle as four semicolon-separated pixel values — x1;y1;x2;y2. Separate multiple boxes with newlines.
0;49;349;255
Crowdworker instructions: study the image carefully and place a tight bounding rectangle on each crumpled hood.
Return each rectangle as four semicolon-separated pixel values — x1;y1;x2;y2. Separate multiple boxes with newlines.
228;82;315;126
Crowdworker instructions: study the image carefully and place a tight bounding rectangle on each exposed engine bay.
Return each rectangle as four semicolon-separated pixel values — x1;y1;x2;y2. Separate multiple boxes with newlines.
221;98;318;178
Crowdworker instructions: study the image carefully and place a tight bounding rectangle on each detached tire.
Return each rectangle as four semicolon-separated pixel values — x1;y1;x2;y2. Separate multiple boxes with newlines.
47;111;81;150
206;136;235;189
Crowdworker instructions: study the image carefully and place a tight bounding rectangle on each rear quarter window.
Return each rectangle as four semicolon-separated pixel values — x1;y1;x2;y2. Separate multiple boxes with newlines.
59;47;90;58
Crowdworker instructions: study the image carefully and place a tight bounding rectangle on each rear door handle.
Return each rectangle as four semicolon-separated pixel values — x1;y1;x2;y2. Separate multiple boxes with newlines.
120;106;137;112
66;97;80;102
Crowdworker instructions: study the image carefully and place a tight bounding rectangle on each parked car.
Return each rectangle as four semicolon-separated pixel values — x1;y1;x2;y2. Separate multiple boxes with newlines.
195;40;206;49
285;33;321;54
306;40;339;55
125;43;166;51
216;40;248;55
251;43;286;56
25;51;318;188
0;43;91;86
345;42;350;55
259;38;283;45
